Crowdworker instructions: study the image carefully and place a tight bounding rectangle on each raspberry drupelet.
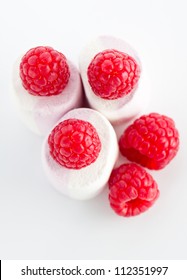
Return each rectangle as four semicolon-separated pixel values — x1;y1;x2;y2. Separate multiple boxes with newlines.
119;113;179;170
20;46;70;96
87;49;140;100
48;119;102;169
108;163;159;217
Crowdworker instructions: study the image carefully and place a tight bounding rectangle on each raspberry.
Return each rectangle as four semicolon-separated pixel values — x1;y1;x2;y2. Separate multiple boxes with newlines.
48;119;101;169
20;46;70;96
87;49;140;100
109;163;159;217
119;113;179;170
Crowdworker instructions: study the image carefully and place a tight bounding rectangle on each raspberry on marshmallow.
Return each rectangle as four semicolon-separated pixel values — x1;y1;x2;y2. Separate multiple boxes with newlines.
42;108;119;200
20;46;70;96
48;119;101;169
12;46;83;135
79;35;150;124
87;49;140;100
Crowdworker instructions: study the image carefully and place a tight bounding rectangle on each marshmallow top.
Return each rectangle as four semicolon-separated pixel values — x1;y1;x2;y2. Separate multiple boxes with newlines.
79;35;150;124
42;108;119;200
12;58;83;135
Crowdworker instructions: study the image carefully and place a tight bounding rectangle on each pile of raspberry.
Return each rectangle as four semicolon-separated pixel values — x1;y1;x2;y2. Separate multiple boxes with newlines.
19;46;180;218
109;113;179;217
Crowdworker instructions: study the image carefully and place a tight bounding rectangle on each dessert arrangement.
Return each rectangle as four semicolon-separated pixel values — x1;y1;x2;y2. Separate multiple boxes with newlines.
12;36;180;217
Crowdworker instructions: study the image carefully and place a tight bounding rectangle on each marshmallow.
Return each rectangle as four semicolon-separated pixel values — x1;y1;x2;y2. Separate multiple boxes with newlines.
79;35;150;124
42;108;119;200
12;58;83;135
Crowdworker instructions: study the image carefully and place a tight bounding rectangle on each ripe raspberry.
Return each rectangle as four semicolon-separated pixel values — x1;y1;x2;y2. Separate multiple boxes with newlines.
87;49;140;100
119;113;179;170
48;119;102;169
20;46;70;96
109;163;159;217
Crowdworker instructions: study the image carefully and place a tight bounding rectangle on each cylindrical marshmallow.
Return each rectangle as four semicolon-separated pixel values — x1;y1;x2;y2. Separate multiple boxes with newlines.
79;35;150;124
12;58;83;136
42;108;119;200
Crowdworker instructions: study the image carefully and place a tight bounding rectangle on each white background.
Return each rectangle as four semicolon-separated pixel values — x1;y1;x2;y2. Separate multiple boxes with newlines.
0;0;186;259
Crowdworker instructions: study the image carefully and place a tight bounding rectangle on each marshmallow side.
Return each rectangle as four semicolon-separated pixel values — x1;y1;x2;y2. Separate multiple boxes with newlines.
12;58;83;135
42;108;119;200
79;35;150;124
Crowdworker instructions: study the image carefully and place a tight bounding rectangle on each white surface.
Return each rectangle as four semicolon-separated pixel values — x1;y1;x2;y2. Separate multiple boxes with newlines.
0;0;186;260
79;35;150;123
42;108;118;200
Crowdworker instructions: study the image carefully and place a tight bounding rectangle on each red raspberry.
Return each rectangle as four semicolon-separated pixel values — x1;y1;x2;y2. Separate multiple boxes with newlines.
87;49;140;100
48;119;101;169
109;163;159;217
20;46;70;96
119;113;179;170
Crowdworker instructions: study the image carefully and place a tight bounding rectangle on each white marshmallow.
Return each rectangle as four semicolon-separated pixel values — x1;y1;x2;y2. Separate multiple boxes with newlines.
42;108;119;200
79;35;150;124
12;58;83;135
